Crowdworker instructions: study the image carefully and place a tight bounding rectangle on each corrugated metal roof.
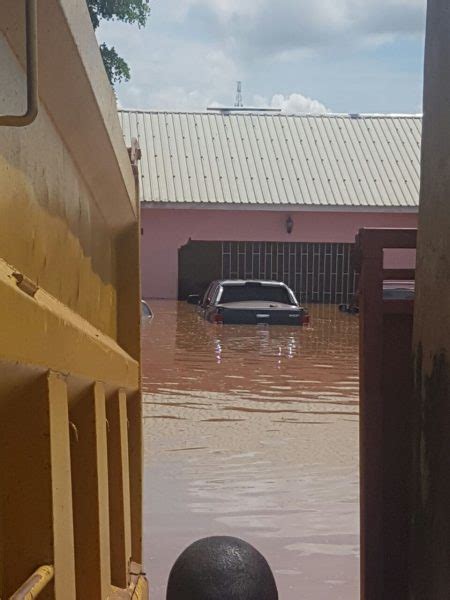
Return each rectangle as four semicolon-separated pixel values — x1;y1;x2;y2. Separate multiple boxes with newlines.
118;110;421;210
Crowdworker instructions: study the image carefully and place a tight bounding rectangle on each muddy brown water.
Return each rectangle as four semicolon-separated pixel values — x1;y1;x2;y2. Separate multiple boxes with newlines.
142;301;359;599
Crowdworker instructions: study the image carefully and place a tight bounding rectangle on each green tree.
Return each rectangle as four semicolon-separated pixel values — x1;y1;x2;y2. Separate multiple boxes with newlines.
87;0;150;84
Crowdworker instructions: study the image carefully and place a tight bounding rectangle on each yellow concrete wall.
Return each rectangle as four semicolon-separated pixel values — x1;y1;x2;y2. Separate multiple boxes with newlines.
0;1;144;598
0;33;118;338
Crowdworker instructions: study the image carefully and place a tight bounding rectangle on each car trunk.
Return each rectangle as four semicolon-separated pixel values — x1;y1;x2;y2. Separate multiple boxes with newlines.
217;301;304;325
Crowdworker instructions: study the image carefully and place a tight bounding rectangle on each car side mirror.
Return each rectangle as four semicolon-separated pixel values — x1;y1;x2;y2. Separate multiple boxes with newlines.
187;294;200;305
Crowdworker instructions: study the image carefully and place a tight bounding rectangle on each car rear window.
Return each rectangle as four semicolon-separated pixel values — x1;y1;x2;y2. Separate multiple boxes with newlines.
219;284;293;304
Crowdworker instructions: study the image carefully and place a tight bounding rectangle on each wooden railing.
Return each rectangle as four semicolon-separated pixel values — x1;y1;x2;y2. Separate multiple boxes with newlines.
356;228;417;600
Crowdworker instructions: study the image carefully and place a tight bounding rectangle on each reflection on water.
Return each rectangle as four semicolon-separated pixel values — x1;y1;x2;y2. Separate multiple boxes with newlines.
142;301;359;600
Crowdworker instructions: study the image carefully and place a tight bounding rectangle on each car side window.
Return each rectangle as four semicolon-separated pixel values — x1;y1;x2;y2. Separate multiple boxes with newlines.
202;283;214;306
208;283;220;305
211;285;221;305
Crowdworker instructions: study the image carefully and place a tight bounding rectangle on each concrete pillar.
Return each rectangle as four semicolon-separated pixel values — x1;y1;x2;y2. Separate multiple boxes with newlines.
411;0;450;596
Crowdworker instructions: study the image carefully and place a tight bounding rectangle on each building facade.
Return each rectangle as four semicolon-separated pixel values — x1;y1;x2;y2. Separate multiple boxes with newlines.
119;110;420;302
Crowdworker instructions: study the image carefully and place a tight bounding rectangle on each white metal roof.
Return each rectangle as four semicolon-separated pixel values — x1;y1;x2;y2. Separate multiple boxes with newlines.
118;110;421;210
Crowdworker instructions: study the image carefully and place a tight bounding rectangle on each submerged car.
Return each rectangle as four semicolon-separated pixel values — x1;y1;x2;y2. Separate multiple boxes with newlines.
141;300;153;319
187;280;309;325
339;280;415;314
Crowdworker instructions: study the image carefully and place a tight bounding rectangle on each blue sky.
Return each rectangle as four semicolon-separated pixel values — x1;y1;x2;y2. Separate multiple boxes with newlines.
98;0;426;114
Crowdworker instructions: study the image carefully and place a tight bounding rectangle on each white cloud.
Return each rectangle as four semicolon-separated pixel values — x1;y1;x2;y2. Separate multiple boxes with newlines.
99;21;239;110
179;0;425;58
253;93;329;114
271;93;330;115
139;87;211;111
177;0;266;21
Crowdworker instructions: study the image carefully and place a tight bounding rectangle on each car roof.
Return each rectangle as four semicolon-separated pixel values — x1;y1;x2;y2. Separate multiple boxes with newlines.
217;279;289;287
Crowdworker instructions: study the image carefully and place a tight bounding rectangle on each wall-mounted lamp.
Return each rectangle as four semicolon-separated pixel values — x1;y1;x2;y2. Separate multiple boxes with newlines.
286;215;294;235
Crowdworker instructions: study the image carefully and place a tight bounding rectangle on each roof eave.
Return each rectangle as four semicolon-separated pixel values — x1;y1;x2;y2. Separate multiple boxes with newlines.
140;201;418;213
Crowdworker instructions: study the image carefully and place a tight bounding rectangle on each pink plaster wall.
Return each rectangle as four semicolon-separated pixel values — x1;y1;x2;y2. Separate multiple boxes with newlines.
141;208;418;299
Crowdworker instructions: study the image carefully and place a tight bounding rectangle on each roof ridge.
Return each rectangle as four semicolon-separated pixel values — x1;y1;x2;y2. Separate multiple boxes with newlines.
118;108;422;119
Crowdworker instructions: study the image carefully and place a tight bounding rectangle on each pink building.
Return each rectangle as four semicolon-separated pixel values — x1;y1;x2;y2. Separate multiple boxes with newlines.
119;110;420;303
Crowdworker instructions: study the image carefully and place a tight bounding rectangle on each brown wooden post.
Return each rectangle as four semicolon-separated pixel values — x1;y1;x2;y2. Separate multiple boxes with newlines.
358;231;384;600
410;0;450;595
357;229;417;599
127;392;144;566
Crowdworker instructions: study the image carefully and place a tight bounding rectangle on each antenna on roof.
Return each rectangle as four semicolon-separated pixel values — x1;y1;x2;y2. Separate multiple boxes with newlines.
235;81;243;108
208;81;280;114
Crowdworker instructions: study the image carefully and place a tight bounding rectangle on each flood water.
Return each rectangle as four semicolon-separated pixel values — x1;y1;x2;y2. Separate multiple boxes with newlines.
142;301;360;599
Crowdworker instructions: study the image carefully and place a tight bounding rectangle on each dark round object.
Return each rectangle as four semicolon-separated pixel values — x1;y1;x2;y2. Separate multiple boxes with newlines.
166;536;279;600
348;305;360;315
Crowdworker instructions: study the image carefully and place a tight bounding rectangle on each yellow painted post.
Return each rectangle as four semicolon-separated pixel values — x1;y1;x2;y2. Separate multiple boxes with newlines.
107;390;133;588
0;371;76;599
70;382;111;598
48;372;77;600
